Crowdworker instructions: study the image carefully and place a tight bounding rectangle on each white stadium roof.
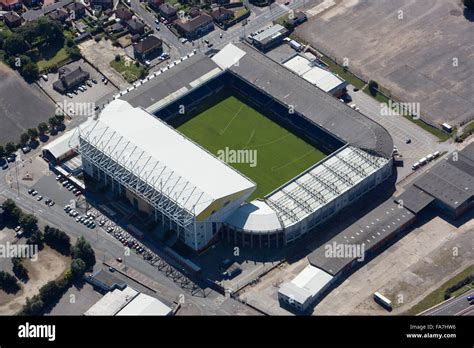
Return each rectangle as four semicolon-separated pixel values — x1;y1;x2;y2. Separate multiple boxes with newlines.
78;100;255;216
225;200;282;233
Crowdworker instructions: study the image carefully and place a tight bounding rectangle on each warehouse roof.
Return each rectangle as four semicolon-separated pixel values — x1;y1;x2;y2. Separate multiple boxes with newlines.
283;54;346;93
395;185;435;214
116;293;172;316
84;287;138;316
78;100;255;216
279;265;333;304
308;200;415;275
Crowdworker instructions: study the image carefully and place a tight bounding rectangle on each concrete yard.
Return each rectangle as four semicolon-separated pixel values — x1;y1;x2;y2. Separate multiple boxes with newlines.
0;63;56;144
296;0;474;126
312;210;474;315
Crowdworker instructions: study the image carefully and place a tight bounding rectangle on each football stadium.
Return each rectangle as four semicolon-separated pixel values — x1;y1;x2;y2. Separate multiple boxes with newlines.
76;43;394;251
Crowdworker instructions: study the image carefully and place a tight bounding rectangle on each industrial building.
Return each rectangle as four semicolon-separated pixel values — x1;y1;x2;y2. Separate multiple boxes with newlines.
73;43;393;251
84;286;172;316
278;265;333;312
250;24;289;52
282;54;348;98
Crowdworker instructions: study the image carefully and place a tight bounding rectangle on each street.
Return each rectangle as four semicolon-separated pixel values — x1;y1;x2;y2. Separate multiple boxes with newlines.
422;289;474;316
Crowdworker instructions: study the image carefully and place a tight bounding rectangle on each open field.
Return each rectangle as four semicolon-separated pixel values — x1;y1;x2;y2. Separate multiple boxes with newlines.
178;96;326;201
0;246;70;315
296;0;474;127
0;63;56;144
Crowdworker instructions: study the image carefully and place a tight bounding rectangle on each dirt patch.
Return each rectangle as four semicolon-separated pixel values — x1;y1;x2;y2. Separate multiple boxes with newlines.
79;39;130;90
0;246;70;315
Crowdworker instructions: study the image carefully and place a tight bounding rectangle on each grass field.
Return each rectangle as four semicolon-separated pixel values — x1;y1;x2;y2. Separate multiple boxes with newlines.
178;96;327;201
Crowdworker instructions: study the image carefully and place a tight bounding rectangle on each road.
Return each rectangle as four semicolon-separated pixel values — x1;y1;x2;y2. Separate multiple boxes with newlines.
422;289;474;316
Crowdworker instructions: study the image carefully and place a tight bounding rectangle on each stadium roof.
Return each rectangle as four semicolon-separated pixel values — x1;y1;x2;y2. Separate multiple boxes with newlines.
228;43;393;159
116;293;172;316
265;146;389;228
42;128;80;160
225;200;282;233
78;100;255;216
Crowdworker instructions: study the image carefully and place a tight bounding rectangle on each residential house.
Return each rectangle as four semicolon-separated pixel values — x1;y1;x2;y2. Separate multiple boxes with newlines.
108;22;124;33
175;13;214;39
53;66;90;94
133;35;162;61
210;7;233;24
0;0;21;11
126;19;145;35
187;7;200;18
48;8;69;23
115;7;133;21
158;3;177;21
147;0;163;11
89;0;113;10
65;1;87;19
3;11;22;28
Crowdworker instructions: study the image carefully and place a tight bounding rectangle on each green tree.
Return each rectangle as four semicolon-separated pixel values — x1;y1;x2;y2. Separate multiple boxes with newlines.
0;270;21;293
3;34;29;56
368;80;379;96
12;257;28;281
2;199;21;222
26;230;44;250
55;114;65;124
38;122;48;135
20;133;30;145
71;236;96;269
70;258;86;279
22;295;44;315
48;116;59;128
19;214;38;233
21;62;39;82
5;142;16;155
27;128;39;140
39;280;61;304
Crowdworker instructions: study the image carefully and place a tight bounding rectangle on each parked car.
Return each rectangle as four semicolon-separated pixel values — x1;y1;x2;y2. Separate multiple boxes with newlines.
42;75;48;81
36;195;43;201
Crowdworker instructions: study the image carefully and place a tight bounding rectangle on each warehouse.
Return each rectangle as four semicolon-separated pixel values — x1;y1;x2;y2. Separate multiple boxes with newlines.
278;265;333;312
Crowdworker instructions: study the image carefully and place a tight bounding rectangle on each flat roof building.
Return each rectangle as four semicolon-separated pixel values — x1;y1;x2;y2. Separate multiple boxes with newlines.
283;54;347;97
278;265;333;312
251;24;289;52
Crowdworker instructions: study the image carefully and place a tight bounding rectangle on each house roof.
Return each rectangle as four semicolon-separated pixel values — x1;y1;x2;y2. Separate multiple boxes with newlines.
58;66;90;87
4;11;21;22
176;13;212;33
210;7;233;19
134;35;162;54
126;19;145;31
48;8;68;21
115;7;132;18
65;1;86;12
159;3;176;15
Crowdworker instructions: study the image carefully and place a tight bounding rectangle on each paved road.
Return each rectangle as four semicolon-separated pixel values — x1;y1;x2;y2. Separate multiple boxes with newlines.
422;289;474;316
347;87;456;182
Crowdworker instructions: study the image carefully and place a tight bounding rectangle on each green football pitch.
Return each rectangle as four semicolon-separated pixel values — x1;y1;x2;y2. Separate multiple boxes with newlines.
177;96;327;201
